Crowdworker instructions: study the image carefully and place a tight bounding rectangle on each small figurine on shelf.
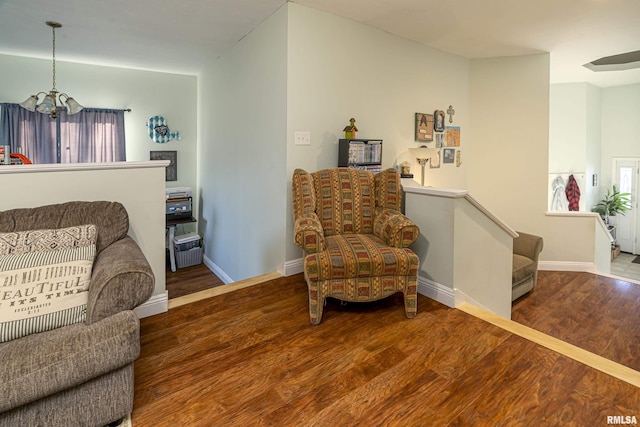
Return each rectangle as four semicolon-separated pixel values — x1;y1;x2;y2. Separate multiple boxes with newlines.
343;118;358;139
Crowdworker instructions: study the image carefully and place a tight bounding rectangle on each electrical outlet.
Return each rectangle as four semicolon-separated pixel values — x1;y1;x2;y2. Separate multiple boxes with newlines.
295;131;311;146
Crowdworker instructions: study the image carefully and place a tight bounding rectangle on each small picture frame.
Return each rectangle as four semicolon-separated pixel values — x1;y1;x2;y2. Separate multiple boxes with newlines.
445;126;461;147
430;150;441;169
415;113;434;142
443;148;455;164
435;133;445;148
434;110;445;132
150;150;177;181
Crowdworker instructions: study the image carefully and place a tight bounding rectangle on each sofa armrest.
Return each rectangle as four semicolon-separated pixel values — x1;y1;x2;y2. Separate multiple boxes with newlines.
294;213;325;254
86;236;155;324
513;232;544;261
374;208;420;248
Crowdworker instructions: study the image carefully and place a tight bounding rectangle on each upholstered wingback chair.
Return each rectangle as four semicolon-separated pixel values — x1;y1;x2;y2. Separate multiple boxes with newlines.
512;231;544;301
292;168;420;324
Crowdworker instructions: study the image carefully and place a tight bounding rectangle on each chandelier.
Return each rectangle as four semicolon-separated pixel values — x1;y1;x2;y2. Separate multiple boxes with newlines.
19;21;83;119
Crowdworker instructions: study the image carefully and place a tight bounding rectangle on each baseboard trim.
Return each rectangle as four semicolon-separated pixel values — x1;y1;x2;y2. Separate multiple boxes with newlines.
454;289;494;313
203;254;234;284
280;257;304;277
538;261;595;272
134;291;168;319
417;276;455;308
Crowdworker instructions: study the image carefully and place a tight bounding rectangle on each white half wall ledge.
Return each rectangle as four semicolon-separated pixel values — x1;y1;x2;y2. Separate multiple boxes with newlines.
0;160;170;174
401;178;468;198
402;179;518;238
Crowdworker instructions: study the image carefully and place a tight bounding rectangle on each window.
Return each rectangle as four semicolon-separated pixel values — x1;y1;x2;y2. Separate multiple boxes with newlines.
619;166;633;195
0;103;126;164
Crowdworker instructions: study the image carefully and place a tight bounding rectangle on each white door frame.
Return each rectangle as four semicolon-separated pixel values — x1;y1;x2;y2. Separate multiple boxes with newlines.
612;158;640;254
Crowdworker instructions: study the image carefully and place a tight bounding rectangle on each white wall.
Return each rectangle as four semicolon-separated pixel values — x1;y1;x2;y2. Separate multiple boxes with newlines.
548;83;601;212
468;55;551;239
453;197;513;319
405;191;456;287
585;84;602;211
549;84;589;175
0;54;198;200
285;3;470;261
600;83;640;190
198;5;288;281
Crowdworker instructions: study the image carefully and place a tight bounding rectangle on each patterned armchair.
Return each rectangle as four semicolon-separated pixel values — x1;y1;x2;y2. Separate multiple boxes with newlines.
292;168;420;324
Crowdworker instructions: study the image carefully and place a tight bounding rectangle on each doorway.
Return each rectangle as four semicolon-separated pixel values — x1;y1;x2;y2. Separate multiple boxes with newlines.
612;158;639;254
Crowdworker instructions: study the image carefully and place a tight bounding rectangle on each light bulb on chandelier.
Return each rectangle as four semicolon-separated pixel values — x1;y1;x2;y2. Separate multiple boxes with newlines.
19;21;83;119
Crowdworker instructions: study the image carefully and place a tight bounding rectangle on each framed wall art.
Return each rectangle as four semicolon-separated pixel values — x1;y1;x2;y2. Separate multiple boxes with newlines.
150;150;177;181
415;113;434;142
443;148;455;164
445;126;461;147
434;110;445;132
430;150;441;168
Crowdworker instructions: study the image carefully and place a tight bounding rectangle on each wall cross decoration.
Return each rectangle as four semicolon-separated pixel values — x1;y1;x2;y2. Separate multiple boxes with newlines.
447;105;455;123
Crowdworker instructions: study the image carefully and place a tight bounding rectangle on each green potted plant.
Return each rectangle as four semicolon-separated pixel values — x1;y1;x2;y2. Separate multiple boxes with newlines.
591;185;631;224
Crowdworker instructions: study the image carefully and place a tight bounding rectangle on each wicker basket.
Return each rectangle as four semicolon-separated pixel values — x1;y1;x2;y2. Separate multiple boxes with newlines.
175;246;203;268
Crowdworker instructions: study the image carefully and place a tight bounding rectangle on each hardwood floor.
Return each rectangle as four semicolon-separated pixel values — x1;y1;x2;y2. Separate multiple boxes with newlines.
165;263;225;299
133;271;640;426
512;270;640;372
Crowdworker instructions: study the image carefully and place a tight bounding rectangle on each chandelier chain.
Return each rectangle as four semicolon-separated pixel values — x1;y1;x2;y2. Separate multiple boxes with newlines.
51;24;56;91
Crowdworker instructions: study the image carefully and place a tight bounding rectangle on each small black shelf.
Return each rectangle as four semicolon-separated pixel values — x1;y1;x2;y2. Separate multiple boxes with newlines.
338;139;382;172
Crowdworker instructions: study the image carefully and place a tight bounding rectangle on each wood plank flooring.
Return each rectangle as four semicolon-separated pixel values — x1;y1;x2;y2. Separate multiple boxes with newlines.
512;270;640;372
166;263;225;299
133;271;640;426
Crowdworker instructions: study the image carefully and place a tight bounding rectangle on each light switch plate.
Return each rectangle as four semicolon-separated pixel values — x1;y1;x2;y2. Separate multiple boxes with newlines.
295;131;311;146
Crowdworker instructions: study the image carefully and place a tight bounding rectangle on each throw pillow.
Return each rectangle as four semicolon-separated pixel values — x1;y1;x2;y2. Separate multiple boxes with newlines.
0;224;97;343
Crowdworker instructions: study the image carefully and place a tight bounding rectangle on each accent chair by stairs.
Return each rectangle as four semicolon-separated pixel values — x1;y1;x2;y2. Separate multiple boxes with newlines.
292;167;420;324
512;231;544;301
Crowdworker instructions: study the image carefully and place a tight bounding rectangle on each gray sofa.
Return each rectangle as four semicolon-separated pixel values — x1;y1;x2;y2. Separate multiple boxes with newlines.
0;201;154;427
512;231;544;301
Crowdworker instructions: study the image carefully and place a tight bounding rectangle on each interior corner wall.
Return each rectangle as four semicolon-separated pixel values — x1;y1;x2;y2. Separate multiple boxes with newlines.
467;54;550;234
584;84;602;211
197;5;288;281
284;3;470;261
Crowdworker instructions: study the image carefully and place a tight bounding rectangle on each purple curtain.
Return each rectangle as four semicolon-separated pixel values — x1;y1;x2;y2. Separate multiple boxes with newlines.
1;103;126;164
0;103;56;163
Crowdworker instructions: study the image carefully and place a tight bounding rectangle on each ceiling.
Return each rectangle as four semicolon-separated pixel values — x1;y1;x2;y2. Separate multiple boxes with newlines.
0;0;638;87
